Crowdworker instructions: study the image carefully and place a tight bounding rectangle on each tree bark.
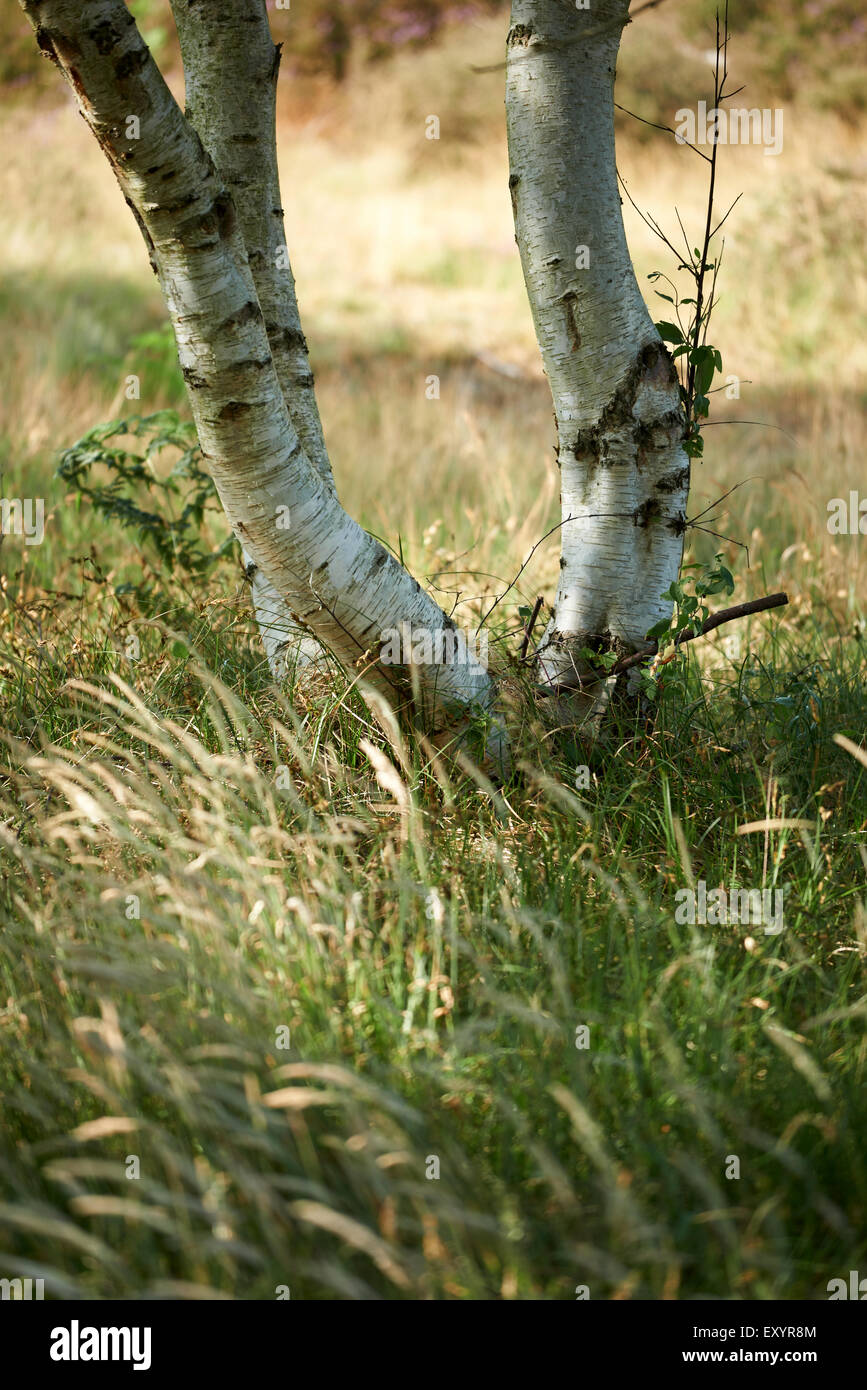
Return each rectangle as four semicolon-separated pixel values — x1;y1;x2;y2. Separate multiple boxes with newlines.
22;0;493;727
169;0;331;486
505;0;689;701
170;0;333;677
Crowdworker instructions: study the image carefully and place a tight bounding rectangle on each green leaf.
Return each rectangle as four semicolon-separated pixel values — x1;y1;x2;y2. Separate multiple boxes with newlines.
696;359;715;396
655;321;685;345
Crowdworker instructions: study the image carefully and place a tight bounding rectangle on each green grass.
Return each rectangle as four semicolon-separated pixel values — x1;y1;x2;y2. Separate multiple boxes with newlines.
0;554;864;1299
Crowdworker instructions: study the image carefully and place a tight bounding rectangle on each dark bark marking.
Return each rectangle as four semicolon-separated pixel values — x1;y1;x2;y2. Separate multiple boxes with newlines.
221;301;263;332
634;410;683;449
34;26;80;67
175;192;237;249
632;497;660;528
181;366;209;389
214;191;236;240
655;465;691;494
159;192;198;215
33;26;61;68
89;20;124;55
267;325;310;355
561;290;582;352
571;341;682;460
218;401;252;421
114;46;148;81
123;196;158;275
236;357;271;372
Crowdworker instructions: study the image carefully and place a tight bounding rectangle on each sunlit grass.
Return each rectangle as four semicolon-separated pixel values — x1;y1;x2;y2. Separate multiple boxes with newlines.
0;594;865;1298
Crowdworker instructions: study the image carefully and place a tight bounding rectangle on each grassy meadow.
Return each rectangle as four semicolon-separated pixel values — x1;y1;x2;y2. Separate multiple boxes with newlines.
0;5;865;1299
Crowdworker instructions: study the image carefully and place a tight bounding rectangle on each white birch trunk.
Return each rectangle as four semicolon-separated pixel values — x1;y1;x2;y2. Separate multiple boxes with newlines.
24;0;493;727
171;0;333;678
505;0;690;699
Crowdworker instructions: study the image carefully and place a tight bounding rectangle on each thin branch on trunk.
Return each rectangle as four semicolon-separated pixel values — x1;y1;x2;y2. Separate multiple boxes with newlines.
546;592;789;692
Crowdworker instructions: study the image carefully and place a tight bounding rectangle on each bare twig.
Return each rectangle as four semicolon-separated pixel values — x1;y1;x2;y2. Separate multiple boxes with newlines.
543;592;788;694
615;591;789;676
476;514;576;632
614;105;712;161
519;596;545;662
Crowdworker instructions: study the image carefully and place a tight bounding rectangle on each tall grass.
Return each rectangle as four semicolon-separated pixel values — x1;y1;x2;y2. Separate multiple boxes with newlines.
0;588;865;1297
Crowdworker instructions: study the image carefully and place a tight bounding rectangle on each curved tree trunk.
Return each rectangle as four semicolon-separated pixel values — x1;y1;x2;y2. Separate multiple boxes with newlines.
22;0;493;729
505;0;689;707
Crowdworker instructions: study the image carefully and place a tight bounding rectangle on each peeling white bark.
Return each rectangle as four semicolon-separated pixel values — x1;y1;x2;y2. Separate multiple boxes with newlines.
24;0;493;727
505;0;690;692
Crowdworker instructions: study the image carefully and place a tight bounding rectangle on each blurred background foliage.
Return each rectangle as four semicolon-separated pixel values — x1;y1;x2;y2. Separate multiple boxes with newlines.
2;1;865;117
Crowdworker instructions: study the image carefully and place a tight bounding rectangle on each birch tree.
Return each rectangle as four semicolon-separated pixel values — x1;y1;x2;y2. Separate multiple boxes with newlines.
506;0;689;703
21;0;691;744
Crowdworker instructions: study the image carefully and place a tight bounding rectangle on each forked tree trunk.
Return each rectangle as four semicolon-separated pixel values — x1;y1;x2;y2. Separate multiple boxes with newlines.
22;0;687;746
506;0;689;705
22;0;493;729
